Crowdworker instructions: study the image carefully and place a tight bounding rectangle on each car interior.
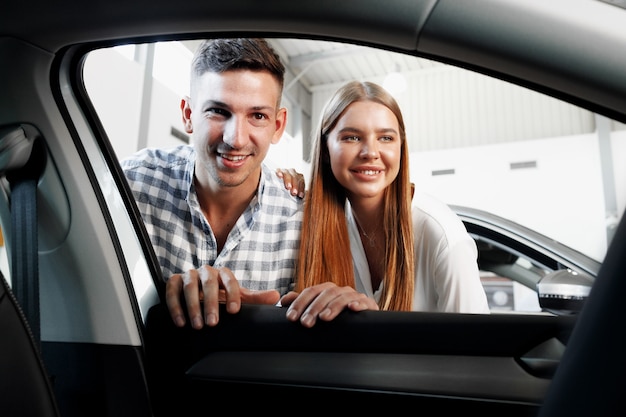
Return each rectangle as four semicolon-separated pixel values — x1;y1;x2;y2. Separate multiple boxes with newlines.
1;0;625;416
0;271;60;417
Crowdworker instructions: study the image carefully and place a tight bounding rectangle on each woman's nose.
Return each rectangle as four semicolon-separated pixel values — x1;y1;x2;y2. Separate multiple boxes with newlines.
360;139;379;158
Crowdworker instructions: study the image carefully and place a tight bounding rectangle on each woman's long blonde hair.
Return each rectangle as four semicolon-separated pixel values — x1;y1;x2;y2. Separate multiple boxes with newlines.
295;81;415;311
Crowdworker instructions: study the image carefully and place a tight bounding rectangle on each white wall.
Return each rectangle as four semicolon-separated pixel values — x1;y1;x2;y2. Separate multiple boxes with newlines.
409;134;621;261
84;47;144;159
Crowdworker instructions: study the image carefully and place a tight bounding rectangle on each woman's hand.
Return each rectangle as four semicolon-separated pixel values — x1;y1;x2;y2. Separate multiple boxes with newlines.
280;282;379;328
276;168;306;198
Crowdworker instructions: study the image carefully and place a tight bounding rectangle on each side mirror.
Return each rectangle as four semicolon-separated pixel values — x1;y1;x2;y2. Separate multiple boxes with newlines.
536;269;594;315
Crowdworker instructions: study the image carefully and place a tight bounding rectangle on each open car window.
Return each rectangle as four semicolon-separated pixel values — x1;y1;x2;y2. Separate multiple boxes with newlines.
83;38;624;315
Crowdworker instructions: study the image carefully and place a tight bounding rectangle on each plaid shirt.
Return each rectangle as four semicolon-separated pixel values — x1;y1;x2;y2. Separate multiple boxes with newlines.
121;145;303;295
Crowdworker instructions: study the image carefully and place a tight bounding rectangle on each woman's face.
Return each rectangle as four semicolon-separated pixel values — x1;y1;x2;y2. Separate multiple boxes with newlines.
326;100;401;202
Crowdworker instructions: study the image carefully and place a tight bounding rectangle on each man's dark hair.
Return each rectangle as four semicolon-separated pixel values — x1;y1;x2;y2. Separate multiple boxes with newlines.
191;38;285;93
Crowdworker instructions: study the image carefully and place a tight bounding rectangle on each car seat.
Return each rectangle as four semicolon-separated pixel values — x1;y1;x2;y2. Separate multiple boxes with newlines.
0;272;59;417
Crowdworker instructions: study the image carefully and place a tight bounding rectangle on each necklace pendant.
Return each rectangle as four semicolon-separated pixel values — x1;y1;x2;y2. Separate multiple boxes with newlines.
359;228;376;247
354;211;377;247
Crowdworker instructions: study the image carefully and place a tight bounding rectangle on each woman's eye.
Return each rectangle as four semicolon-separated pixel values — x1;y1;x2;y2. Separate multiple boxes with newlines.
380;136;394;142
343;135;360;142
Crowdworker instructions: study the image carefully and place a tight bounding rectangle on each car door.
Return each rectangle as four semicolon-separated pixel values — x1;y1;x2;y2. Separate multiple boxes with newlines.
453;205;601;314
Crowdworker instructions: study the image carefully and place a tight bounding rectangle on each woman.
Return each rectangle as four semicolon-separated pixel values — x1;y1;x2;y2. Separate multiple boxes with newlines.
282;81;489;315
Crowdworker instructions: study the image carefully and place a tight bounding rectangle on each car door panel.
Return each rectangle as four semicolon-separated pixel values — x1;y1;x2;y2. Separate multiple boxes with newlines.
144;302;575;415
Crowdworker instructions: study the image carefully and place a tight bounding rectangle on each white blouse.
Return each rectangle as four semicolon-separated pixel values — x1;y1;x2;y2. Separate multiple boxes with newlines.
347;192;490;314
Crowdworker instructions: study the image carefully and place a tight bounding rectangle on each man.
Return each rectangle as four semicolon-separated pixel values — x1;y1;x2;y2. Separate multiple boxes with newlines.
123;38;376;329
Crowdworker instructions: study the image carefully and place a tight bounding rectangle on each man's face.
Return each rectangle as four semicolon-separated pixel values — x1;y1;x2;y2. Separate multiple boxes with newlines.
182;69;286;190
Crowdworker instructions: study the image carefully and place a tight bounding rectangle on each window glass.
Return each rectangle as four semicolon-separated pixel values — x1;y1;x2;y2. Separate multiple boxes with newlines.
83;38;625;314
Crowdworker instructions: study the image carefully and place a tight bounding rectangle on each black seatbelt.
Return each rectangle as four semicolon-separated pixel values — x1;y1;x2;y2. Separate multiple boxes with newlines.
5;131;46;351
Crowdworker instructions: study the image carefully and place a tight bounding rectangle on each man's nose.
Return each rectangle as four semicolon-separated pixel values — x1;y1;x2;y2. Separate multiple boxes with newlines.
223;117;248;148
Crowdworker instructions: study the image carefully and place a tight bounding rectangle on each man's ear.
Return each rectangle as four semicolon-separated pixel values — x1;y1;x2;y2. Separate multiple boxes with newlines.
181;96;193;134
271;107;287;144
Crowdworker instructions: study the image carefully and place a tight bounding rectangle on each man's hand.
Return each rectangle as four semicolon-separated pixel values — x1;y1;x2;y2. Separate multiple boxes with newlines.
166;265;280;329
280;282;379;328
276;168;306;198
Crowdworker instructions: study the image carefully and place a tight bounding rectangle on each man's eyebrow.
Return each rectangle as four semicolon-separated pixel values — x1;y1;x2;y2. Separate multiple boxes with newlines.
201;101;274;112
203;100;229;109
249;105;275;112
